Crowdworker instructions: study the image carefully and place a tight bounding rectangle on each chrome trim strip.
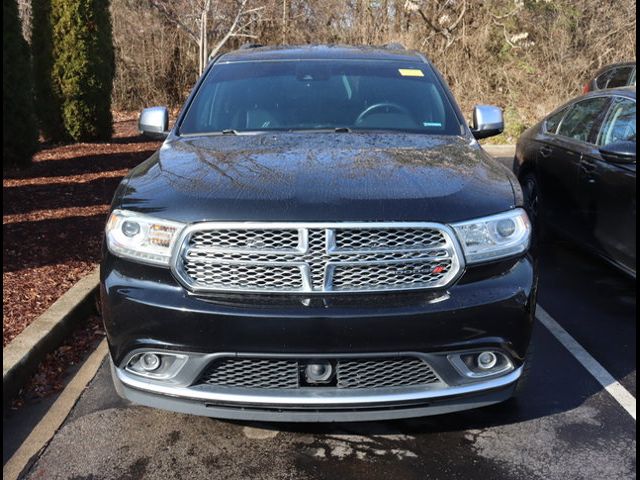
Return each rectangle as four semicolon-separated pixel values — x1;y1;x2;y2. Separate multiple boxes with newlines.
325;256;452;266
170;221;465;294
182;258;308;267
329;245;450;254
183;255;452;266
115;365;522;406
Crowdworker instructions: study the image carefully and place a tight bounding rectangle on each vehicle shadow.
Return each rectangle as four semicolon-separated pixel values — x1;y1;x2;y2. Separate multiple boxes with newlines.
3;213;108;272
3;148;156;181
3;144;157;272
4;175;126;215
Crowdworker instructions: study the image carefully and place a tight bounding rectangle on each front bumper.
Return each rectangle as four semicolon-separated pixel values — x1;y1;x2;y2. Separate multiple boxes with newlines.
102;253;536;421
113;359;521;422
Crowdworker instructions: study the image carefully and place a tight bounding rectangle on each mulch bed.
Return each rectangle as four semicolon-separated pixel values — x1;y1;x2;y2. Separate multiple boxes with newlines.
10;315;105;408
3;113;161;347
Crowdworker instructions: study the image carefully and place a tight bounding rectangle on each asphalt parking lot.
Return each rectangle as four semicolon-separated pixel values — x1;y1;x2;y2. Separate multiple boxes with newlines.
4;156;636;480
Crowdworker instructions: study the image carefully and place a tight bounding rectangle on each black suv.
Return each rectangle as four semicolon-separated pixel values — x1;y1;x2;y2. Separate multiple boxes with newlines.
102;45;536;422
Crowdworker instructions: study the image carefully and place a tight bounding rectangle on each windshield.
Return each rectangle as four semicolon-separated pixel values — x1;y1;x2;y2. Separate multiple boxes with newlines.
179;60;463;135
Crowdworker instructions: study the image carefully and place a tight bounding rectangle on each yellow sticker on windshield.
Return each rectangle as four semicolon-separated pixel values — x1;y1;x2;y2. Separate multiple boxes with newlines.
398;68;424;77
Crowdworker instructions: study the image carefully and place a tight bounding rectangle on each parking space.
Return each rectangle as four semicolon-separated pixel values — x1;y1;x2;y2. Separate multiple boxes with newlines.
536;243;636;397
5;239;634;480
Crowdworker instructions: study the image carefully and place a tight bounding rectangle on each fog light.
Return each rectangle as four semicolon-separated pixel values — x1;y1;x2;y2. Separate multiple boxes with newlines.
125;351;188;380
305;361;333;383
477;351;498;370
448;350;514;378
140;353;161;371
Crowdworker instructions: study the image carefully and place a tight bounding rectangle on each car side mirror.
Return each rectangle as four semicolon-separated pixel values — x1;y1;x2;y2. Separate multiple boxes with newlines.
598;141;636;164
470;105;504;140
139;106;169;139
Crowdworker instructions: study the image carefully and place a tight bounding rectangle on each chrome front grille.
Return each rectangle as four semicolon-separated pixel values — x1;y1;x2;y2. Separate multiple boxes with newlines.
172;222;462;294
190;229;300;251
331;261;451;289
334;228;447;251
197;357;442;390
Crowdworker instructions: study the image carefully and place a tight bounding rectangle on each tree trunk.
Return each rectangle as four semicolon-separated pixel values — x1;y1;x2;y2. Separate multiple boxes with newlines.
198;23;204;75
282;0;287;44
394;0;401;34
202;9;208;72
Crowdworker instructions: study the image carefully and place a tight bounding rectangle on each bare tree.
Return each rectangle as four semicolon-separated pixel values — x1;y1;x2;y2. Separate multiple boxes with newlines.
112;0;637;139
148;0;263;75
207;0;265;61
406;0;468;51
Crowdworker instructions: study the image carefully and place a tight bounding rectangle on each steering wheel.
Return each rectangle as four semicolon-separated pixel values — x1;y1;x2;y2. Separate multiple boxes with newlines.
355;102;411;124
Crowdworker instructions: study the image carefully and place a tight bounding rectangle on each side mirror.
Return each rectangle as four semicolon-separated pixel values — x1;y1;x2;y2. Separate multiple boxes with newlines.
139;106;169;139
470;105;504;140
598;141;636;164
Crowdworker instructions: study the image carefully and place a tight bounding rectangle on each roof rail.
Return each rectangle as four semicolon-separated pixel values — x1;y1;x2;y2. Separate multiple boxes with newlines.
380;42;406;50
239;43;264;50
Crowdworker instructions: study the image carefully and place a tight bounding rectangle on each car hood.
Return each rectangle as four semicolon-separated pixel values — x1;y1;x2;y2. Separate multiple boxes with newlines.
118;133;517;224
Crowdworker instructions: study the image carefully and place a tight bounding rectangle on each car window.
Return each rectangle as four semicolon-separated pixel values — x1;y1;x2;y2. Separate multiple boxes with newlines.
597;97;636;146
607;67;634;88
595;69;615;89
596;66;634;89
179;60;463;135
544;107;569;134
556;97;610;143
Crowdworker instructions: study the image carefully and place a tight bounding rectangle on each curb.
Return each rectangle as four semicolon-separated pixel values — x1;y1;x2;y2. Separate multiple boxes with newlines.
2;268;100;410
3;340;108;480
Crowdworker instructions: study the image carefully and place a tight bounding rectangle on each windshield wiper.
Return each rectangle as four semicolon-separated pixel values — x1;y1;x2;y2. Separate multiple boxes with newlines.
284;127;353;133
213;127;352;135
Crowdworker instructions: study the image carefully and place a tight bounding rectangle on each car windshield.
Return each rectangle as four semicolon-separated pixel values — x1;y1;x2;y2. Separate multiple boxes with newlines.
179;59;463;135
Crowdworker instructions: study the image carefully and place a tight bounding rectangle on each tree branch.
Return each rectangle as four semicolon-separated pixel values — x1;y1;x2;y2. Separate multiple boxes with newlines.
148;0;199;44
231;33;259;38
448;0;467;31
207;0;263;60
416;0;467;50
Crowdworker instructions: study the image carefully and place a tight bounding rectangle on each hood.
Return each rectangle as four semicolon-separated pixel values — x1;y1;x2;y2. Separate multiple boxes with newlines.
118;133;516;224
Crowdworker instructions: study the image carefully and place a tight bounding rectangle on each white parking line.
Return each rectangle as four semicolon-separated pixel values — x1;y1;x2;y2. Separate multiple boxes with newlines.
537;305;636;420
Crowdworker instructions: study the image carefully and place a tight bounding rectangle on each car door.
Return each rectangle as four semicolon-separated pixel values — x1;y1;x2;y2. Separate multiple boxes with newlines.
537;96;611;238
584;96;636;274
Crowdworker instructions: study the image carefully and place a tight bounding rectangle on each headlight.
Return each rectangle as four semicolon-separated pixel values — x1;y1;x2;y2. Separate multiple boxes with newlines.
105;209;185;266
451;208;531;264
